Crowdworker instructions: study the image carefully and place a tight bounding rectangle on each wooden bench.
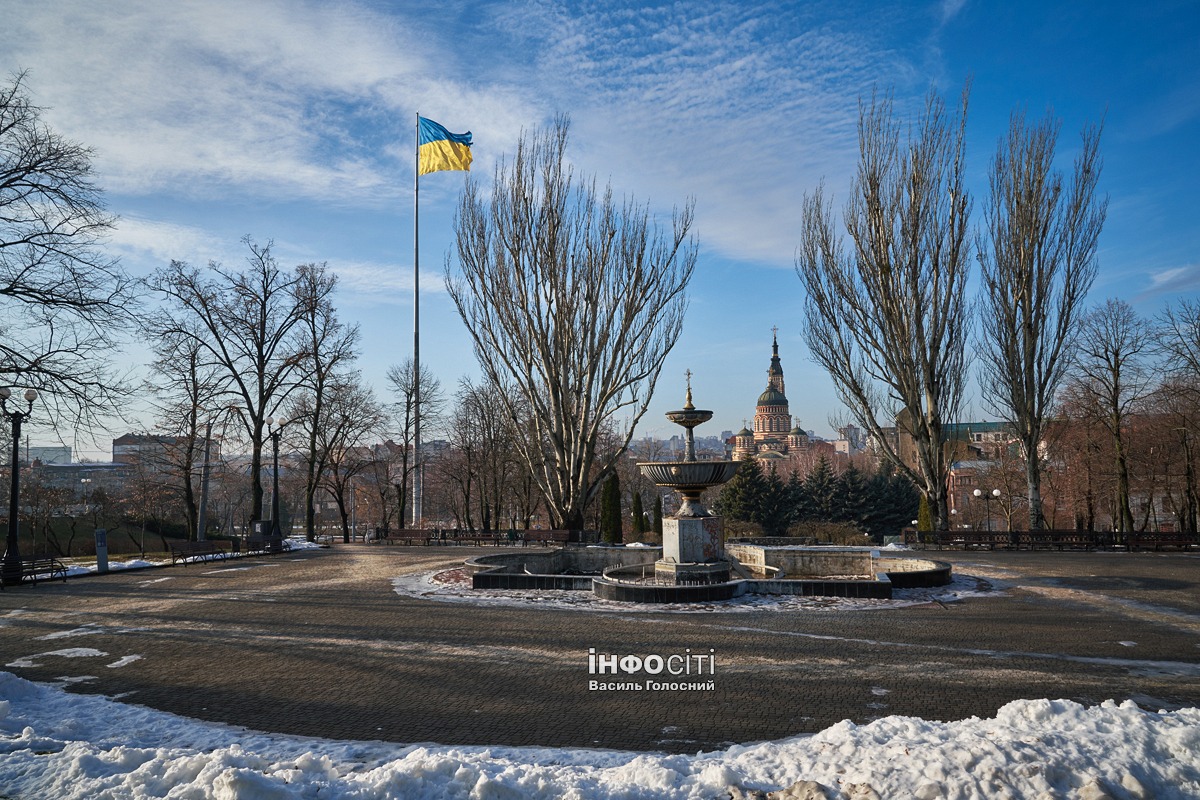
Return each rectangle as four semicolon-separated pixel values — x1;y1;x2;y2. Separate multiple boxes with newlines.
1020;531;1108;550
380;530;425;546
1127;532;1199;551
460;533;503;546
243;536;291;554
22;556;68;585
933;531;1009;550
523;530;572;547
170;540;229;565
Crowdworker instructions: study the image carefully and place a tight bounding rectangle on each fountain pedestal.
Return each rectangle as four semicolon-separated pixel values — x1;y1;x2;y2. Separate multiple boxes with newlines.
656;515;731;583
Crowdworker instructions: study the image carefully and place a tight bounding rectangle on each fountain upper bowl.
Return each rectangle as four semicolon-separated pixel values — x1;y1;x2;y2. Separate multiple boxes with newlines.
637;460;739;491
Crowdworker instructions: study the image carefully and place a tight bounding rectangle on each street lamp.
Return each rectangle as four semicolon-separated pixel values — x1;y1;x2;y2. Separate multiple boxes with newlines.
973;487;1001;531
265;416;290;538
1;388;38;586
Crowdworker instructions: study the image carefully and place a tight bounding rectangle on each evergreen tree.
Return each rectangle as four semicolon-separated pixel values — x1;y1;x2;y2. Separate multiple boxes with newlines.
804;455;838;519
834;464;869;526
758;466;794;536
599;473;623;543
631;492;645;537
714;456;766;523
653;495;664;534
787;469;810;521
917;494;933;532
862;462;920;540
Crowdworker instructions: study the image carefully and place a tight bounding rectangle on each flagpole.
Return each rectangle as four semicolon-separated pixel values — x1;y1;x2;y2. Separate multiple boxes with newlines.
413;113;423;530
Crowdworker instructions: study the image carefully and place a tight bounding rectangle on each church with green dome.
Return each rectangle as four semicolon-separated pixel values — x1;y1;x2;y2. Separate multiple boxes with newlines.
731;329;811;462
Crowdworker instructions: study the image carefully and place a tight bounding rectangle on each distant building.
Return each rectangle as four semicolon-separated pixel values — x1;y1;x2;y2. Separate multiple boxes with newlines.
731;331;814;462
26;445;71;465
112;433;221;469
832;425;865;456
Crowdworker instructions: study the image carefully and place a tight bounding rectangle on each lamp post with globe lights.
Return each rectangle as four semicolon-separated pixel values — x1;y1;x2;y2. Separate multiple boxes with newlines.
974;487;1001;531
1;388;38;586
265;416;291;539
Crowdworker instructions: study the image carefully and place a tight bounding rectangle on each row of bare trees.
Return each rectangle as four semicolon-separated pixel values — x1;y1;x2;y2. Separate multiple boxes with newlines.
944;298;1200;534
797;83;1109;531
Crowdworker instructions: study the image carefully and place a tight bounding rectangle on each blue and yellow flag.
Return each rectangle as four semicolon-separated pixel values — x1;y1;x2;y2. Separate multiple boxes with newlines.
418;116;473;175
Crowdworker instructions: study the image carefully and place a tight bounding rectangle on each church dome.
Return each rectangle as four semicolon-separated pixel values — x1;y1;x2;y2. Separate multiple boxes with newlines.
757;387;787;407
736;426;753;437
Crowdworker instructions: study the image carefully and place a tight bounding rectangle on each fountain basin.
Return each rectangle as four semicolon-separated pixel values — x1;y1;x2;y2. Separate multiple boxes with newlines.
464;544;953;603
637;460;739;493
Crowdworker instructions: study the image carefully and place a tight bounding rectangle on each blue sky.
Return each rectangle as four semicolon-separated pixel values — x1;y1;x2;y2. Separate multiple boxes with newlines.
3;0;1198;456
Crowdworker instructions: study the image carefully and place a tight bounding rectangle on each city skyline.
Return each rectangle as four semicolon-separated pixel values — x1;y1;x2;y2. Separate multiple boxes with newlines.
2;1;1197;457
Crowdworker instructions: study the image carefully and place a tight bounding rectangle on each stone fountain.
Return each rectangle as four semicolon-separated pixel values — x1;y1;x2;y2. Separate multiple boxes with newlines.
636;376;739;584
465;376;953;603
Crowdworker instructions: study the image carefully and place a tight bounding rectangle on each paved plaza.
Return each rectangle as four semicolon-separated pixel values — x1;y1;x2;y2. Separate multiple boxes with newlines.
0;545;1198;754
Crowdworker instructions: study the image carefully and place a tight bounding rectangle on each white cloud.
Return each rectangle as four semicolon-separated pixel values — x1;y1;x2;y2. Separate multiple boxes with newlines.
1;1;941;267
469;1;919;266
0;1;535;204
1145;264;1200;295
107;217;225;270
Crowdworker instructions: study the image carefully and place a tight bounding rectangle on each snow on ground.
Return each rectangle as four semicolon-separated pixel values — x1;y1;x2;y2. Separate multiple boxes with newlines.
391;569;998;613
53;536;325;577
0;672;1197;799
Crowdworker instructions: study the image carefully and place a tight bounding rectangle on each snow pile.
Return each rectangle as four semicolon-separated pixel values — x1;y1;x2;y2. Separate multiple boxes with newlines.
1;672;1197;799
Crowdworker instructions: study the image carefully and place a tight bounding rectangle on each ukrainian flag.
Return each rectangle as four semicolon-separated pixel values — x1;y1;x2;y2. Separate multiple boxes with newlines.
418;116;473;175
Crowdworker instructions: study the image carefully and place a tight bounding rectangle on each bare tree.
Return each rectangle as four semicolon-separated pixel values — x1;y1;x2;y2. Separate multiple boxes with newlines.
316;381;386;542
447;117;697;530
291;263;359;540
0;72;135;428
384;358;445;527
148;239;306;520
142;327;226;539
1074;299;1153;532
1158;299;1200;377
796;87;972;530
977;112;1106;530
1154;299;1200;531
439;378;523;532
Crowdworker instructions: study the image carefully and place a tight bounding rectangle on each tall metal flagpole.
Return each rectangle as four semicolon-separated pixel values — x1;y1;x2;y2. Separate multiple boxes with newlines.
412;113;423;529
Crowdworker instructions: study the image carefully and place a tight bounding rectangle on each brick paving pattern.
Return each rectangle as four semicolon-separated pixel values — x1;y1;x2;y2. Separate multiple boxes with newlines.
0;546;1198;753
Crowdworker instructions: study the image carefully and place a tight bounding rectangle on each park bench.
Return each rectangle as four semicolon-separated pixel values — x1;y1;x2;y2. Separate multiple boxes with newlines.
461;533;503;546
0;556;69;590
243;536;291;555
1127;532;1199;551
1019;530;1108;551
380;530;425;546
932;531;1008;550
170;540;229;565
523;530;571;547
23;556;69;585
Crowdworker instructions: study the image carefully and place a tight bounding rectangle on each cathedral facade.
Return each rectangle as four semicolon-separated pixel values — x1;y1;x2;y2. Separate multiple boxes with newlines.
731;331;810;462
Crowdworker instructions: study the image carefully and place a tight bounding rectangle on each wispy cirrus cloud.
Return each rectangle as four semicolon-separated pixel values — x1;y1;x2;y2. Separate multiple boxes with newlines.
477;1;930;266
0;1;535;205
1140;264;1200;298
2;0;946;268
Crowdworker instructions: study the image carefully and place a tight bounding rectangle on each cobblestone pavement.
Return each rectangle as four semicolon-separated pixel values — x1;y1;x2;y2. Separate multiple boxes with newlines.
1;546;1198;753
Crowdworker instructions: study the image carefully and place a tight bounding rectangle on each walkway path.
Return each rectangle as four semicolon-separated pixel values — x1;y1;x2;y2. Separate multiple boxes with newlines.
0;546;1197;753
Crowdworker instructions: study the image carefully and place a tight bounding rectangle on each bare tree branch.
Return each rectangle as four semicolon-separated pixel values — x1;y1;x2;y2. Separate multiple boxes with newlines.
147;238;306;519
796;86;972;530
977;112;1106;529
0;71;136;431
446;116;697;529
